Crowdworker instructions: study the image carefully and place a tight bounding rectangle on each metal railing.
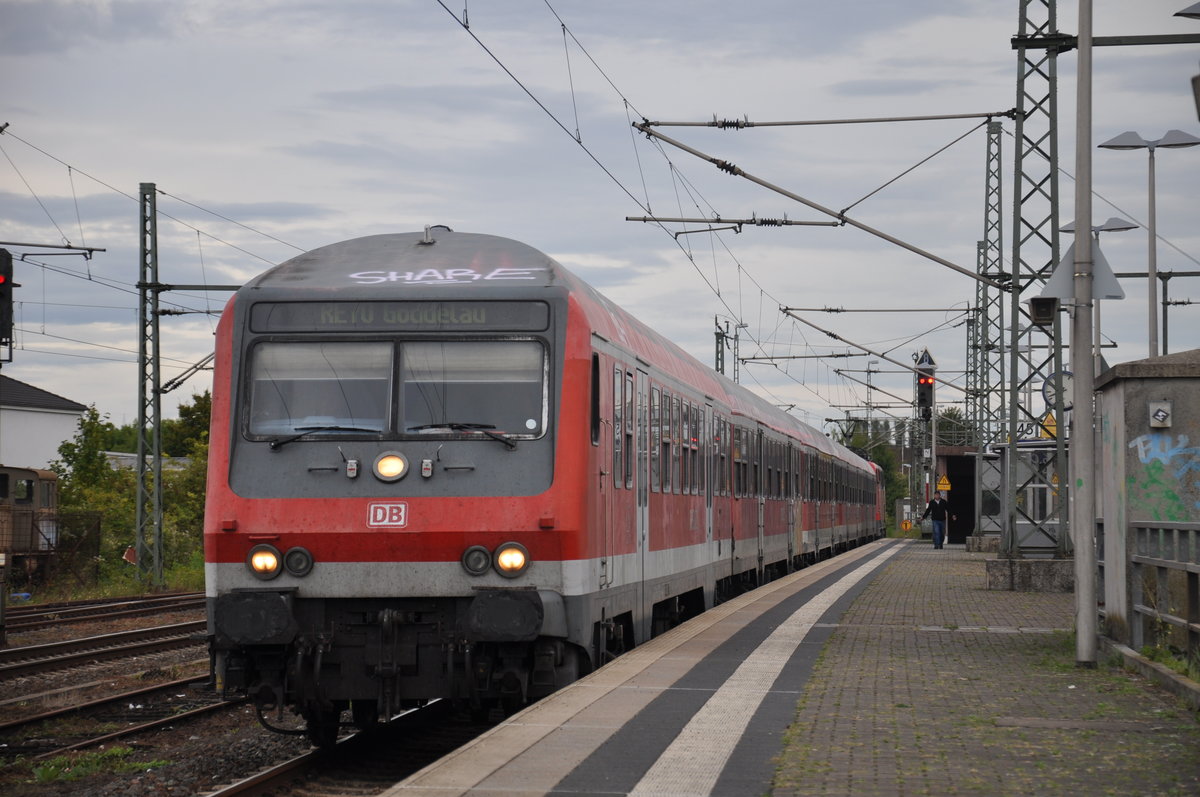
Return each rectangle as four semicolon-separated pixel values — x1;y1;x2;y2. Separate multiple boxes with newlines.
1130;521;1200;663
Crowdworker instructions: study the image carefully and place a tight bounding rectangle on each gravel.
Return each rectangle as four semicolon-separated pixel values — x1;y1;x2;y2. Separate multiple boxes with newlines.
2;608;315;795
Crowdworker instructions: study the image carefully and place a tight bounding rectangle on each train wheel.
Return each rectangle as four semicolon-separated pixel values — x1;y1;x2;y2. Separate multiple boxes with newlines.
469;698;500;723
351;700;379;730
304;708;341;749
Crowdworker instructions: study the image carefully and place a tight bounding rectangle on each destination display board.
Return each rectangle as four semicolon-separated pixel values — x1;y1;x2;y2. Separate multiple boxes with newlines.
250;301;550;333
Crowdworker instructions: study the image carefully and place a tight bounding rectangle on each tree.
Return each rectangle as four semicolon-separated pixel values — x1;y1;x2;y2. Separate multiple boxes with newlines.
935;406;972;447
51;400;212;590
162;391;211;456
53;407;139;584
53;406;120;506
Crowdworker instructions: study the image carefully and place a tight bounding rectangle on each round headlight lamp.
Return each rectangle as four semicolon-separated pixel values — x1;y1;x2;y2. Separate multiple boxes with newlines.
247;544;282;580
461;545;492;576
493;542;530;578
283;546;314;577
373;452;409;482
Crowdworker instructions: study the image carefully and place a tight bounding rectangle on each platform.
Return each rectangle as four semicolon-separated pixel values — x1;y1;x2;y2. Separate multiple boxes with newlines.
384;540;1200;796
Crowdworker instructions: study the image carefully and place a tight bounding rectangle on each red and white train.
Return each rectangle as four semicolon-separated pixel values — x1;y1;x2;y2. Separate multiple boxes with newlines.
204;227;885;746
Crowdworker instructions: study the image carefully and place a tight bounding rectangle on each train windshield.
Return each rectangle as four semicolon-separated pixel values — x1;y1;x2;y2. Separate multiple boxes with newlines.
402;341;544;435
246;339;545;439
248;342;392;435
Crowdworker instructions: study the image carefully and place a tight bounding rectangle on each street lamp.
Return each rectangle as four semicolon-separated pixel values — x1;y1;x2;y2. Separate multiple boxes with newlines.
1060;217;1138;371
1098;129;1200;357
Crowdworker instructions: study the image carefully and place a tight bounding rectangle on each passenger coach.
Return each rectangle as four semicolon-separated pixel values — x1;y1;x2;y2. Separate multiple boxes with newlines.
204;227;884;746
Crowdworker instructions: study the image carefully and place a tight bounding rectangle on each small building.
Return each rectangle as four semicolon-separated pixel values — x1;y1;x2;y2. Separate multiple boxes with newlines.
0;375;88;469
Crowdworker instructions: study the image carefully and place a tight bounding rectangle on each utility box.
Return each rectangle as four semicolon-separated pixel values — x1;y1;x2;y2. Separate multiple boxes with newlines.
1095;348;1200;644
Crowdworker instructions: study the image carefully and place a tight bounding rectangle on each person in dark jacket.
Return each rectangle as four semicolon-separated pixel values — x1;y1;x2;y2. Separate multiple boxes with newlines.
920;491;954;549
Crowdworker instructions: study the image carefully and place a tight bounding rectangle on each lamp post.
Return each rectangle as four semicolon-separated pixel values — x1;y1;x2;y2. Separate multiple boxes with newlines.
866;360;879;431
1098;129;1200;357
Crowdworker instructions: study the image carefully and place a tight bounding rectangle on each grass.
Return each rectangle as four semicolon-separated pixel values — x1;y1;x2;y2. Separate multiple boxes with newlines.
16;559;204;605
28;747;170;783
1139;645;1200;683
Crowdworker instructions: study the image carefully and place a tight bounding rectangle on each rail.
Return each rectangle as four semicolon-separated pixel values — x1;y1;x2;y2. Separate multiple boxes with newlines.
1130;521;1200;662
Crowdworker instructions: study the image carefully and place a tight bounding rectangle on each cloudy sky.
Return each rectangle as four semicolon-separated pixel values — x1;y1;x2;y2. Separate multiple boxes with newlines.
2;0;1198;442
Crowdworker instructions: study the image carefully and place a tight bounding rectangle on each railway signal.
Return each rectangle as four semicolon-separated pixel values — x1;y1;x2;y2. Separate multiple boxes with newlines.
0;249;17;348
914;348;936;420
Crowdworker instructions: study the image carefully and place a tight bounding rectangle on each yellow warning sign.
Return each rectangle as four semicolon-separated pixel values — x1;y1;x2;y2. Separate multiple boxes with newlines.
936;475;951;492
901;519;912;531
1040;411;1057;439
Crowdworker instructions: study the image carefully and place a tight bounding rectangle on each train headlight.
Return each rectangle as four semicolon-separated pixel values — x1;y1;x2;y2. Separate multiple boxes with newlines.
493;542;529;578
247;544;282;580
283;546;314;577
461;545;492;576
373;452;409;482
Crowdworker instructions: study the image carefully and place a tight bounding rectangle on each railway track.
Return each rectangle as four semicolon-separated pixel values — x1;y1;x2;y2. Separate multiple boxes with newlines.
5;592;205;633
0;675;243;760
0;620;207;680
205;700;494;797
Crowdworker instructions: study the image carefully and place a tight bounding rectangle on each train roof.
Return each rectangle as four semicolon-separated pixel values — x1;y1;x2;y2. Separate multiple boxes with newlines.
243;228;563;297
247;228;872;472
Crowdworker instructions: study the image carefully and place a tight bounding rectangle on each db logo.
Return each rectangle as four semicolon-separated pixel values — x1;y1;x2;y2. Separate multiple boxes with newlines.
367;502;409;528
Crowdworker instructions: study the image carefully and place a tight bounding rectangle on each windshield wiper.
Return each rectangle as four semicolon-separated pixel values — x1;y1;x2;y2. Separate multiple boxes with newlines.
269;425;380;451
407;422;517;450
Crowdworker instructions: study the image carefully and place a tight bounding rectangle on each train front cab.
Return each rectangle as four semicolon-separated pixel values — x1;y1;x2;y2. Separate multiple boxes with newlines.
205;251;597;745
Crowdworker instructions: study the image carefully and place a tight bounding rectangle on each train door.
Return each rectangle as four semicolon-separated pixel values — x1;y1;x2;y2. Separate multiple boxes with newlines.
704;401;714;547
635;368;650;642
786;444;796;569
756;429;765;583
594;353;612;589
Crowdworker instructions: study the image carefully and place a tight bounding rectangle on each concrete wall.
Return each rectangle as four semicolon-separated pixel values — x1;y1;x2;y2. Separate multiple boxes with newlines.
1096;349;1200;643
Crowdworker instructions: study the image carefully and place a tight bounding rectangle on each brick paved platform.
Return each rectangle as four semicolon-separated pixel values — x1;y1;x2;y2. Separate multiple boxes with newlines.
773;541;1200;795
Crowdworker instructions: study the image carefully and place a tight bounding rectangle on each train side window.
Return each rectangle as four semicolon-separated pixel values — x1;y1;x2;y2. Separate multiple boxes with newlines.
772;440;780;498
730;428;737;497
590;354;600;446
754;431;763;498
650;387;661;492
686;405;696;492
730;428;738;497
672;396;682;494
613;366;623;488
715;417;727;496
14;478;34;504
40;481;55;508
0;473;8;499
660;390;671;493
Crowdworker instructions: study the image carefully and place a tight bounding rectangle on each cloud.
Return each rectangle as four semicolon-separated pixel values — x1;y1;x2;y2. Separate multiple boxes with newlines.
0;0;175;55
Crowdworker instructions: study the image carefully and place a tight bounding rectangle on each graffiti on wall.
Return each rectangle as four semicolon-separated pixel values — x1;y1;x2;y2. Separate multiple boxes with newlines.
1127;432;1200;520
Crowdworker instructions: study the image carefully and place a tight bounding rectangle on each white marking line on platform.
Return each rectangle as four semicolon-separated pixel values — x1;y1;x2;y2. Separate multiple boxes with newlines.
629;543;902;797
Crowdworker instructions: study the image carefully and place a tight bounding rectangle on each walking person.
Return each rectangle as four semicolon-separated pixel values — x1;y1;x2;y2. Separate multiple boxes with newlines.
920;491;954;549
